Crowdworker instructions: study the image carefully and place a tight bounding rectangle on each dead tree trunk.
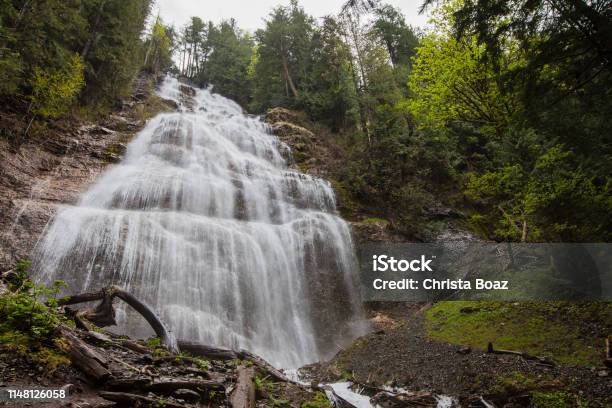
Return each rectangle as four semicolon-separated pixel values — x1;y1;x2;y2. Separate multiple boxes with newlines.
230;366;256;408
177;340;293;384
57;326;111;382
59;286;177;353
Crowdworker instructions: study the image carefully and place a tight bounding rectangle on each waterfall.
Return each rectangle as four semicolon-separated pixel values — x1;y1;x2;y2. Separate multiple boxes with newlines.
33;77;365;368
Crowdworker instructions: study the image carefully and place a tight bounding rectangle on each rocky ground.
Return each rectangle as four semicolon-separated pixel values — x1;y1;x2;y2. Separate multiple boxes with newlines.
300;302;611;407
0;318;319;408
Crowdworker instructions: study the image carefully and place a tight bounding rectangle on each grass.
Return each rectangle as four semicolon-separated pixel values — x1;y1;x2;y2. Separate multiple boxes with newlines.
425;301;611;366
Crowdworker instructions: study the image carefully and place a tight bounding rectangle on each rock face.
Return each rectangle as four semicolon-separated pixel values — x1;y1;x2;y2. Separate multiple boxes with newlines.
265;108;342;179
349;220;407;245
0;77;172;273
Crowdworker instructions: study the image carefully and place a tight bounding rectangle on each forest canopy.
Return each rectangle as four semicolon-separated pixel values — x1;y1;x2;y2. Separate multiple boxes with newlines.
1;0;610;242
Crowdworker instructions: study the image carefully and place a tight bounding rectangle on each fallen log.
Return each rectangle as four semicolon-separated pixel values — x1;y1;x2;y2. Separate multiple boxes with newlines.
59;287;296;385
99;391;184;408
230;366;256;408
487;342;555;366
177;340;293;384
236;349;293;384
57;326;111;383
105;377;151;391
178;341;240;360
59;285;178;353
146;378;225;395
121;339;150;354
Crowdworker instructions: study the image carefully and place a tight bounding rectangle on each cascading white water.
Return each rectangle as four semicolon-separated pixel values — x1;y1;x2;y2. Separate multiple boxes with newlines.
34;77;365;368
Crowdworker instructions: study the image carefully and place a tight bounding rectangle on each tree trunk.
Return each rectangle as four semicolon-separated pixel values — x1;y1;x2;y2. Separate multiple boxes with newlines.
178;340;294;384
57;326;111;382
281;55;299;98
230;366;256;408
59;286;177;353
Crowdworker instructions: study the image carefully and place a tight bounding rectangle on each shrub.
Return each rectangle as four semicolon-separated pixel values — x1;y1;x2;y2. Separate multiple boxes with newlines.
29;53;85;118
0;260;69;370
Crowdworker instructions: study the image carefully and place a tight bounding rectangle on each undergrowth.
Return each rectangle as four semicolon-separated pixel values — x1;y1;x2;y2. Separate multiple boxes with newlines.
0;259;70;371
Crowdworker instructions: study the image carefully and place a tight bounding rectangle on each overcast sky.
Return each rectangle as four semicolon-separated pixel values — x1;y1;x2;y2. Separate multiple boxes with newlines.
154;0;430;32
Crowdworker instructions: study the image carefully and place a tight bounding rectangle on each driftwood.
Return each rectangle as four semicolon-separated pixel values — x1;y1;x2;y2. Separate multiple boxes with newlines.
59;287;297;388
105;377;152;391
59;285;178;353
57;326;111;382
178;340;293;384
230;366;256;408
121;339;150;354
178;341;240;360
487;342;555;366
147;378;225;394
99;391;184;407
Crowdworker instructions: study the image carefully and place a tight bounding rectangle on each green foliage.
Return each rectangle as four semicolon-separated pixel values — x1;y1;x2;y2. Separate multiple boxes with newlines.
466;143;612;241
144;336;162;349
29;54;85;118
300;16;359;129
408;34;512;132
371;4;419;67
250;1;316;111
254;375;275;394
143;17;175;75
301;392;332;408
405;0;612;242
0;260;70;370
202;21;254;107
